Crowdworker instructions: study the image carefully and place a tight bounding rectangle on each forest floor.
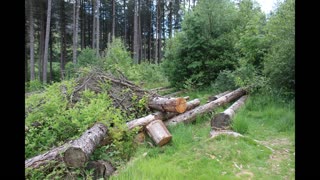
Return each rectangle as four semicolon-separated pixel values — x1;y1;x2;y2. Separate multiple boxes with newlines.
109;89;295;180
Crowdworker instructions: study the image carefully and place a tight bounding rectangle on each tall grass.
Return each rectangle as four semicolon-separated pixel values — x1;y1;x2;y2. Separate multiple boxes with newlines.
110;91;295;179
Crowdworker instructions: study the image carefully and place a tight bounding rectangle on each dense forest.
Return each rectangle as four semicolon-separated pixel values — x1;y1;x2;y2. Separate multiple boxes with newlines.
25;0;295;179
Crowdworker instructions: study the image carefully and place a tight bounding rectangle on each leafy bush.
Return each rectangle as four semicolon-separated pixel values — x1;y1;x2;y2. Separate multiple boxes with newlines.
25;79;44;92
162;0;239;89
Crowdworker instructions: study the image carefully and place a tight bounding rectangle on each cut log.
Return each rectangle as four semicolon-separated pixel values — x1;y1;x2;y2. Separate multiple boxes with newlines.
165;88;246;126
63;123;108;167
145;120;172;146
148;97;187;113
85;160;115;179
207;90;231;102
25;123;107;169
127;99;201;130
211;95;248;130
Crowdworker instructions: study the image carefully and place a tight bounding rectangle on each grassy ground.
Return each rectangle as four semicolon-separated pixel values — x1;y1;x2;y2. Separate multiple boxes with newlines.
110;90;295;180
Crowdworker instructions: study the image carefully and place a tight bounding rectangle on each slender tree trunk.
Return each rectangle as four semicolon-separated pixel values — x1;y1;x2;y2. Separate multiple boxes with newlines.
38;0;46;81
92;0;96;49
96;0;100;57
29;0;35;81
81;0;85;49
123;0;127;43
73;0;80;64
133;0;139;63
168;1;172;39
148;0;152;62
49;30;53;83
60;0;66;80
156;0;161;63
43;0;52;84
112;0;115;38
155;0;159;64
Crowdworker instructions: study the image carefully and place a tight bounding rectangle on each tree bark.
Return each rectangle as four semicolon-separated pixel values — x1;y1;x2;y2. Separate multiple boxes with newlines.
127;99;200;130
165;88;247;126
73;0;80;64
168;0;173;39
207;90;231;102
133;0;139;63
211;95;248;130
25;123;108;169
29;0;35;81
92;0;96;49
42;0;52;84
96;0;100;57
146;120;172;146
112;0;115;38
148;97;187;113
60;0;66;80
49;30;53;82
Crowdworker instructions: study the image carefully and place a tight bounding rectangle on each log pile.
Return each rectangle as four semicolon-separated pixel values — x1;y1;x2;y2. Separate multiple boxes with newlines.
26;83;249;174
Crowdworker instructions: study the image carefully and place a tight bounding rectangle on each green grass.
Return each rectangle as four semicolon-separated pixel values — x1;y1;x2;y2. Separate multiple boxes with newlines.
110;90;295;179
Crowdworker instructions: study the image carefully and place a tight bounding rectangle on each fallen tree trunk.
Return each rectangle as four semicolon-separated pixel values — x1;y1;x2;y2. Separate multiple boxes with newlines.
148;97;187;113
127;99;201;130
211;95;248;130
25;123;107;169
165;88;246;126
207;90;231;102
146;120;172;146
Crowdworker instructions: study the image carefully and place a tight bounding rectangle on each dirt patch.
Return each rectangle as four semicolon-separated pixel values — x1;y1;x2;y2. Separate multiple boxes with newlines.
260;137;294;177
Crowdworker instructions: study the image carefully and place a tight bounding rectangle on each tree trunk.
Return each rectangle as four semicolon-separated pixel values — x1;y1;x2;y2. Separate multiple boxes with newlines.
60;0;66;80
133;0;139;63
29;0;35;81
127;99;200;130
112;0;115;38
42;0;52;84
158;0;162;62
211;95;248;130
146;120;172;146
38;0;46;81
207;90;231;102
63;122;106;167
148;0;152;62
165;88;247;126
73;0;80;64
49;30;53;82
96;0;100;57
92;0;96;49
168;1;173;39
25;123;108;169
81;0;85;49
148;97;187;113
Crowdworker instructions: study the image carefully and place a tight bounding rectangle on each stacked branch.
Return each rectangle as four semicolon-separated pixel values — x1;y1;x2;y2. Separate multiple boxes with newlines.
25;123;107;169
165;88;246;126
211;95;248;130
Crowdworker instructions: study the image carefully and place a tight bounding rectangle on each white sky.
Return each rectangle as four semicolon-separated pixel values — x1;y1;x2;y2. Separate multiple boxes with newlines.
255;0;278;14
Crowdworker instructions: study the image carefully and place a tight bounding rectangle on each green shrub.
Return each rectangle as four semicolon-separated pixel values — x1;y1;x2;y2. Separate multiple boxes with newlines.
25;79;44;92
